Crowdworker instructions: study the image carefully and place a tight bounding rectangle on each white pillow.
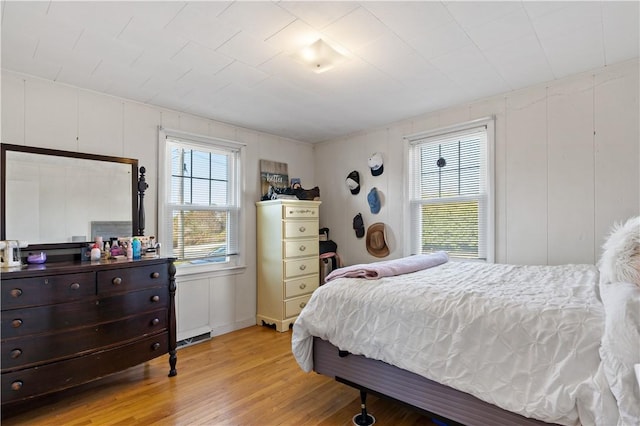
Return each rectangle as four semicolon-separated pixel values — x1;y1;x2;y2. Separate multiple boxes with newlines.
599;216;640;287
599;282;640;424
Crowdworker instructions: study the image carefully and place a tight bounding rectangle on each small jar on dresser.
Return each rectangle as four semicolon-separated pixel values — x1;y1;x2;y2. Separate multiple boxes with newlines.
256;199;321;332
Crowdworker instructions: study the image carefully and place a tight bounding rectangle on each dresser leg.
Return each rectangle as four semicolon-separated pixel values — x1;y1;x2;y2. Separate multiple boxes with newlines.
168;350;177;377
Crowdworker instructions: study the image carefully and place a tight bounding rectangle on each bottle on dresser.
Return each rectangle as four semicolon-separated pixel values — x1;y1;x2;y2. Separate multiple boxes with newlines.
132;238;141;260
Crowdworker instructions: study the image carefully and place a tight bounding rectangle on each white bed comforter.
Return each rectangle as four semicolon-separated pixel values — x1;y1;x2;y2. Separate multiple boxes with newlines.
292;261;620;426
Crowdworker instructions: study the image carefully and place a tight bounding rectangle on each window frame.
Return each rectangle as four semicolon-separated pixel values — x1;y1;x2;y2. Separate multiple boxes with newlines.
403;117;495;262
158;127;246;275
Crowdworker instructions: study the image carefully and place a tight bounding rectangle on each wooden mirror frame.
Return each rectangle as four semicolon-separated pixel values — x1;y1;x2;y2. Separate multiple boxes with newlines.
1;143;142;250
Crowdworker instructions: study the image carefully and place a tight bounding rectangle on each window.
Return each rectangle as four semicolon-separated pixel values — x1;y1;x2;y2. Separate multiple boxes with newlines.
406;118;494;261
158;128;244;267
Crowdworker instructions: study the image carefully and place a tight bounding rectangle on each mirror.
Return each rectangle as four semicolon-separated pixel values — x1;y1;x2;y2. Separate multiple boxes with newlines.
1;143;139;246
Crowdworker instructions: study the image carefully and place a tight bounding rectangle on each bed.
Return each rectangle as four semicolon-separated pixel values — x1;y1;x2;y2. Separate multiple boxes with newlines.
291;217;640;426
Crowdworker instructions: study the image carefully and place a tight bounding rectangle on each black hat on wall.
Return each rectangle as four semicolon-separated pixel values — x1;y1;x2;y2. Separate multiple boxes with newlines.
353;213;365;238
346;170;360;195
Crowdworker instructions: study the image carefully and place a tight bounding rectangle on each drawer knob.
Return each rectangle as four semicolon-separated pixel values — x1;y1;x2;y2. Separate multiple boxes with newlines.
10;288;22;298
299;245;306;252
298;226;306;232
299;264;306;271
151;272;160;279
11;319;23;328
70;282;80;290
299;302;306;309
151;342;161;351
11;381;23;391
151;295;160;303
10;349;22;359
112;277;122;286
151;318;160;326
299;283;307;290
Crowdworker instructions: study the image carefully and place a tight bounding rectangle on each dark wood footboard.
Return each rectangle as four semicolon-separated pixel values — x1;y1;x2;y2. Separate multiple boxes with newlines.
312;337;558;426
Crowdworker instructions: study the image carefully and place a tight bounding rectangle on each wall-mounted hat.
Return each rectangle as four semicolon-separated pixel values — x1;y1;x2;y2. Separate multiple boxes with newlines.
366;223;389;258
368;152;383;176
367;187;380;214
353;213;365;238
346;170;360;195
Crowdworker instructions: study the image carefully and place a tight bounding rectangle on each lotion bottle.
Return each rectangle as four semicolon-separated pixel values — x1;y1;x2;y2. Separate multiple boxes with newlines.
132;238;141;260
91;244;101;261
126;240;133;260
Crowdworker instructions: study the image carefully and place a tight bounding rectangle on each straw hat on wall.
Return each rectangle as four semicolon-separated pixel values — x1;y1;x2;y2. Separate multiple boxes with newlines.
366;222;389;258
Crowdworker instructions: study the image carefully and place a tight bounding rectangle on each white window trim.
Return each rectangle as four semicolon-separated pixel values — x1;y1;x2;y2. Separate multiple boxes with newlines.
158;126;247;276
402;116;495;262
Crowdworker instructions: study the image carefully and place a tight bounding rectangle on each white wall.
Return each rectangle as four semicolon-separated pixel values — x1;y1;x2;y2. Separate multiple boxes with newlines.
3;58;638;338
314;59;640;266
1;69;316;338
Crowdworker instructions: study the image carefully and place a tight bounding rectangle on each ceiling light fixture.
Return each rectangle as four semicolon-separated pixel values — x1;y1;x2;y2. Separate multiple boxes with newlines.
292;38;346;74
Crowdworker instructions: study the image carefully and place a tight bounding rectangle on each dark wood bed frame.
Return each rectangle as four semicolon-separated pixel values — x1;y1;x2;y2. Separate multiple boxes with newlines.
312;337;558;426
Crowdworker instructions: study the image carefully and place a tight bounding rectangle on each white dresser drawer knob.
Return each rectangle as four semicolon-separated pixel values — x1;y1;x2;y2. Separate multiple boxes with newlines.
299;264;306;271
299;283;307;290
299;245;306;251
299;302;306;309
298;226;306;232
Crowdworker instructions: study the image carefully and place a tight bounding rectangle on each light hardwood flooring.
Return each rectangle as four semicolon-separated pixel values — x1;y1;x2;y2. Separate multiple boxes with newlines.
2;325;436;425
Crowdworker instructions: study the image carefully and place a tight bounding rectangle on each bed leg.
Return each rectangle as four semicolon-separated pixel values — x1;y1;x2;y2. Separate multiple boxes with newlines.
352;389;376;425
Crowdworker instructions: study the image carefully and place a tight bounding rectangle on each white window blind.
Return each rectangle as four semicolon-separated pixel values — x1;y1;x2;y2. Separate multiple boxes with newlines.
159;129;243;265
407;119;494;261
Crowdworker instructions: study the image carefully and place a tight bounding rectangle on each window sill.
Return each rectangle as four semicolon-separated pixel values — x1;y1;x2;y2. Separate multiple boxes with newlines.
175;261;246;278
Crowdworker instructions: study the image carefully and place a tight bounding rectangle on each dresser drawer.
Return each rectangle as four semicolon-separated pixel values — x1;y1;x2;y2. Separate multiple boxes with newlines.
1;332;169;404
1;309;167;372
283;205;318;219
283;221;317;239
284;258;319;279
284;295;311;318
284;276;318;299
1;272;95;310
284;239;319;259
97;263;167;295
1;287;168;339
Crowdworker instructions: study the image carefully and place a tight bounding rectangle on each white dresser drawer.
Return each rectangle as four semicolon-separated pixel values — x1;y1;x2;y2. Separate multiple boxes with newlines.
285;276;318;299
284;221;317;239
284;258;319;279
284;239;319;259
283;205;318;219
285;295;311;318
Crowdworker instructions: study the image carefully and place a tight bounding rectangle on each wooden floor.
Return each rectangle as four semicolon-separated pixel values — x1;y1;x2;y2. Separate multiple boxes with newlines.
2;325;437;425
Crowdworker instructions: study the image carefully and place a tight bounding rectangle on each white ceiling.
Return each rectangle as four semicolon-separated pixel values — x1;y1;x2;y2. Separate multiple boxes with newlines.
2;1;639;143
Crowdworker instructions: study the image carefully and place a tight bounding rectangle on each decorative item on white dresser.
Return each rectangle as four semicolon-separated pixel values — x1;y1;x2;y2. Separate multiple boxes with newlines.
256;200;321;332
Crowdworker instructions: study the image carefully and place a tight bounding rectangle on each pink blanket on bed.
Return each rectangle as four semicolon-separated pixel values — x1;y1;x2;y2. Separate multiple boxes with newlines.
324;251;449;282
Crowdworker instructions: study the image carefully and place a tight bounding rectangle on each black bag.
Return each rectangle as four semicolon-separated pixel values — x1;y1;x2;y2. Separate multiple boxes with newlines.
319;228;337;254
320;240;337;254
319;228;338;272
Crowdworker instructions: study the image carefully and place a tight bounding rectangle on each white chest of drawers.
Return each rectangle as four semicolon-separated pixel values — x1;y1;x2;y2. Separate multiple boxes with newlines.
256;199;321;332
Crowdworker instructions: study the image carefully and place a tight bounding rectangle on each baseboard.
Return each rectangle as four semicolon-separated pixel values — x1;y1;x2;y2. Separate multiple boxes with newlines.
177;331;212;348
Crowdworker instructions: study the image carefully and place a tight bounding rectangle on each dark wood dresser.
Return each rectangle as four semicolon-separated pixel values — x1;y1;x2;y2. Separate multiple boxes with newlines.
0;257;176;410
